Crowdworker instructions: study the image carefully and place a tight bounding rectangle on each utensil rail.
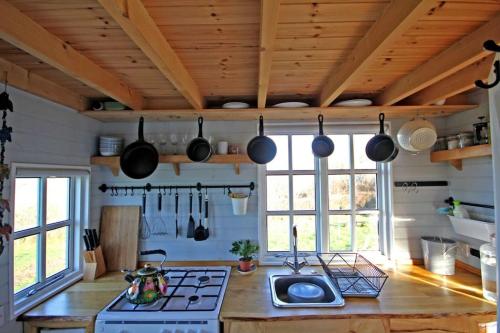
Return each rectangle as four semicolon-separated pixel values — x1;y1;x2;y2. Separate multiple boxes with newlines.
98;182;255;194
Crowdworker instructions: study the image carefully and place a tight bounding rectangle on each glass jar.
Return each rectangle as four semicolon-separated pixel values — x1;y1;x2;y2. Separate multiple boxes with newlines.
446;135;459;150
433;137;447;151
457;132;474;148
480;235;497;302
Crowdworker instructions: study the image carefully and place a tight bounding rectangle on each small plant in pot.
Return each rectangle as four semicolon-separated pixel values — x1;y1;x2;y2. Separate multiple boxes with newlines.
230;239;259;272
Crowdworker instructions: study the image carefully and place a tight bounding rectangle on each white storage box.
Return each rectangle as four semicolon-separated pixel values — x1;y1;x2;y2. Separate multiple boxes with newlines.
448;216;495;242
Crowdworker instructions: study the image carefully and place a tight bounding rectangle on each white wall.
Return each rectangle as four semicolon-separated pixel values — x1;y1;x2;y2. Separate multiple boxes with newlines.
0;87;99;332
90;121;259;262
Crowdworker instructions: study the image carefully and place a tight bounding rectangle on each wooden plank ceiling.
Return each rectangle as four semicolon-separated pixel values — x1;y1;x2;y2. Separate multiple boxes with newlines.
0;0;498;120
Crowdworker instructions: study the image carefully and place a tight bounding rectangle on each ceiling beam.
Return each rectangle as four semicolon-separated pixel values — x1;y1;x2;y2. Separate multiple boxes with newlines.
82;105;477;122
318;0;435;107
406;54;495;105
0;57;88;111
376;13;500;105
258;0;281;108
0;0;143;110
98;0;204;110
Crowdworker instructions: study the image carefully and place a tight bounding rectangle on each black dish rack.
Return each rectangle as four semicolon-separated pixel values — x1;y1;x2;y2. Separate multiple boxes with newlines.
317;253;388;298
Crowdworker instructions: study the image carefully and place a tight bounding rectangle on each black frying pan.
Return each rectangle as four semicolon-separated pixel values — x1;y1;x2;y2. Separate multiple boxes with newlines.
312;114;334;158
247;115;277;164
120;117;159;179
365;113;397;163
186;117;212;162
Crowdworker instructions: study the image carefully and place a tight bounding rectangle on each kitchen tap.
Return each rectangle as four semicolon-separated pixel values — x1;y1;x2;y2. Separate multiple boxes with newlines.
283;225;307;274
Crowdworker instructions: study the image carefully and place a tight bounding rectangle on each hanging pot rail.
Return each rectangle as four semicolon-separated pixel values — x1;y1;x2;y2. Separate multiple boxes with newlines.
98;182;255;196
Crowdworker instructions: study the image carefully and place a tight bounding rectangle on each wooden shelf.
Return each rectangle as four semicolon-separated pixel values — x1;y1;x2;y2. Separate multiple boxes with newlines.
430;144;492;170
91;154;253;176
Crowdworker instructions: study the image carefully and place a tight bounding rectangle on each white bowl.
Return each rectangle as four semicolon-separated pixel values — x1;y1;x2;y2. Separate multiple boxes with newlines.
397;119;437;152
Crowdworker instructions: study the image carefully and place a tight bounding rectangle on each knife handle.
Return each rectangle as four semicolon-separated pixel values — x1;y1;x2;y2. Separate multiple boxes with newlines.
175;193;179;214
198;192;202;218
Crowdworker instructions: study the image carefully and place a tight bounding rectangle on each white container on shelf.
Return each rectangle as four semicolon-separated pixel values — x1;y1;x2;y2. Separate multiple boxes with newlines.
229;193;249;215
448;216;495;242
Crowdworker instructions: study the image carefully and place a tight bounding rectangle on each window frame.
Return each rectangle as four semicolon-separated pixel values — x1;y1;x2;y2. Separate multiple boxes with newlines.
9;163;90;319
258;122;393;264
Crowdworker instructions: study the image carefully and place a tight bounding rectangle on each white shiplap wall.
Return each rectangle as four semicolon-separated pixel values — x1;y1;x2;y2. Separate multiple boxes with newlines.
0;87;99;332
90;121;259;262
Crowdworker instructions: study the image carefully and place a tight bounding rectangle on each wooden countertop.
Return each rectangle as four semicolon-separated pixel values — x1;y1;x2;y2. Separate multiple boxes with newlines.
21;265;495;325
219;265;497;321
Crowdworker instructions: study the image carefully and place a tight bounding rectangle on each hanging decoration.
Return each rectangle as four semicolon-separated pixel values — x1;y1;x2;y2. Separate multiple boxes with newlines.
0;77;13;256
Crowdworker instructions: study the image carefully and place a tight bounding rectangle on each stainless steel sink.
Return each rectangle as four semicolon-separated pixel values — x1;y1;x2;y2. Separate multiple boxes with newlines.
269;274;345;308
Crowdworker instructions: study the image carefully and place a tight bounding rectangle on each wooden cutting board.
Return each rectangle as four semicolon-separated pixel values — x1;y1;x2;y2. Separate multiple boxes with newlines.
99;206;141;271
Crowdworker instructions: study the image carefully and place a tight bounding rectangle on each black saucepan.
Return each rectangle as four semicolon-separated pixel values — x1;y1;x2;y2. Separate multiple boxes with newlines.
247;115;277;164
120;117;159;179
186;117;212;162
312;114;334;158
365;113;397;163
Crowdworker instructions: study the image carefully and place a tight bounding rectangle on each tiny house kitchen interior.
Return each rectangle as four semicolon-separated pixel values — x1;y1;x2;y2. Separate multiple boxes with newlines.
0;0;499;332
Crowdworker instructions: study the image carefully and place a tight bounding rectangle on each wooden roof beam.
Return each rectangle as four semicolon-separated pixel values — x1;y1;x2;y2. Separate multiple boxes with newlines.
318;0;436;107
0;57;88;111
98;0;204;110
0;0;143;110
376;13;500;106
258;0;280;108
405;54;495;105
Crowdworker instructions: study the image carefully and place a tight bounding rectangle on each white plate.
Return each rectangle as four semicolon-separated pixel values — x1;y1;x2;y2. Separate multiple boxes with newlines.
272;102;309;108
222;102;250;109
333;99;373;107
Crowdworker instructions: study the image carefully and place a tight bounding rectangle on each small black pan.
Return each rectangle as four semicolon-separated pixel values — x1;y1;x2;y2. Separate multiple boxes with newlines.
312;114;334;158
247;115;277;164
186;117;212;162
120;117;159;179
365;113;397;163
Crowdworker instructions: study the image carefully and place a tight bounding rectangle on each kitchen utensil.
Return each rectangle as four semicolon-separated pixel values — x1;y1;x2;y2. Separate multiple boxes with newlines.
473;116;490;144
99;136;123;156
175;191;179;238
140;191;151;240
222;102;250;109
100;206;141;271
365;113;398;162
152;190;168;236
123;249;169;304
397;118;437;152
272;102;309;108
186;117;212;162
333;98;373;107
91;228;99;247
204;192;210;239
83;235;91;251
187;192;195;238
247;115;277;164
312;114;334;158
85;229;94;250
194;192;206;241
120;117;159;179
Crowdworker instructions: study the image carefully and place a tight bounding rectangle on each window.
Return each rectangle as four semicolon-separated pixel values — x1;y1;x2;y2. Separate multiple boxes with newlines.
10;164;89;317
260;124;390;259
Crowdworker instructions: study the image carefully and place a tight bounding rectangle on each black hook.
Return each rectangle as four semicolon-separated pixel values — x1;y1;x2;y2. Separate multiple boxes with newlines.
483;40;500;53
475;60;499;89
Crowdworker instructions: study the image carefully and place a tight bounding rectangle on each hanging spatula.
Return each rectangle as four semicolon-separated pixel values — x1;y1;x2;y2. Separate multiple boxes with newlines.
187;192;195;238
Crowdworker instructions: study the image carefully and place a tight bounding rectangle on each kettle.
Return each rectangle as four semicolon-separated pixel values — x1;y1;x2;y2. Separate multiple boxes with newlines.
122;249;169;304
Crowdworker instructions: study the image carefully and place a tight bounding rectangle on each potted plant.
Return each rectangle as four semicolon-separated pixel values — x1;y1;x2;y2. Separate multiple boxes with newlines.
230;239;259;272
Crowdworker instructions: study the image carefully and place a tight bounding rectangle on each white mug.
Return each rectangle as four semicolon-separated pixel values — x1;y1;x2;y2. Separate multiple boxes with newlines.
217;141;229;155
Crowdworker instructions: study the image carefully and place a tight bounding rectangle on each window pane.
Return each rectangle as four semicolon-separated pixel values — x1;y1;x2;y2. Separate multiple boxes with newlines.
46;226;69;277
267;215;290;251
292;135;314;170
353;134;376;169
328;175;351;210
266;176;289;211
14;178;40;232
327;135;350;169
329;215;351;251
267;135;288;171
355;214;379;251
14;235;39;293
294;215;316;252
293;175;315;210
47;177;70;224
355;174;377;209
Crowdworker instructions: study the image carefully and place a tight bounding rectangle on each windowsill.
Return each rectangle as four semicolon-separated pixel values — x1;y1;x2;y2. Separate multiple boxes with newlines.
11;271;83;320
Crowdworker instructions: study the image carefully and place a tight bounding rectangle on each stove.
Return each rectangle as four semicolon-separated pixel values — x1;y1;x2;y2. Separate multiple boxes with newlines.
95;266;231;333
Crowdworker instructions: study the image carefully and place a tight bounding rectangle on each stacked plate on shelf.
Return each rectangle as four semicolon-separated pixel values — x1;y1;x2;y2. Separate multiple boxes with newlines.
99;136;123;156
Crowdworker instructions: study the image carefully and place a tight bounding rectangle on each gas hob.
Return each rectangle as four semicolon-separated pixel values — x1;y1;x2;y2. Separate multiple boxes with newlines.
95;266;231;333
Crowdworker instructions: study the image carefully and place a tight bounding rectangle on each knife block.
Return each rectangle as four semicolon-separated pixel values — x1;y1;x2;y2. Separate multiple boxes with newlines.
83;245;107;281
